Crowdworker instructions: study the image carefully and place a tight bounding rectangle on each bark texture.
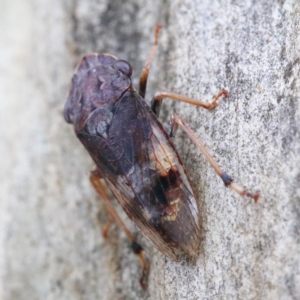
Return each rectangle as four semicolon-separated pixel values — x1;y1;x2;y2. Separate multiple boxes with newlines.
1;0;300;299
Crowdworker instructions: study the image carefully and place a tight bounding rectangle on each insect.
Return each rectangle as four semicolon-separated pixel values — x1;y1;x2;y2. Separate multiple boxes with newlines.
64;25;259;289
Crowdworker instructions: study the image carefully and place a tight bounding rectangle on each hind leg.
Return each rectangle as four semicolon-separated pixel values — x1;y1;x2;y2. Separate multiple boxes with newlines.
90;170;148;289
168;114;259;202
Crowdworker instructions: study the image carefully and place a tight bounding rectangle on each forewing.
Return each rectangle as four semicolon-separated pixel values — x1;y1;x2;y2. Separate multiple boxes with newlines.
77;90;200;259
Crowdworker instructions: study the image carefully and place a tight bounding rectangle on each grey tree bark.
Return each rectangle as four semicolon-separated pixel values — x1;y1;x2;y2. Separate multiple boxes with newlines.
1;0;300;299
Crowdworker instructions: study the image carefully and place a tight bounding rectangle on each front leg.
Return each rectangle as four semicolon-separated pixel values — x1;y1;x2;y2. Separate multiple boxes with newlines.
139;24;162;98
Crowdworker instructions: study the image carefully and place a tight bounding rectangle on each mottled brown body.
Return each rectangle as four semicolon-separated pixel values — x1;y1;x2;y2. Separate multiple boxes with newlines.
64;27;259;289
64;53;200;260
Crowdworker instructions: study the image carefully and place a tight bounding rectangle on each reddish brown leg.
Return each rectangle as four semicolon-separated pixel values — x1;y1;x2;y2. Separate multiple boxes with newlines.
90;170;148;289
151;88;229;117
101;217;114;239
170;114;259;202
139;24;162;98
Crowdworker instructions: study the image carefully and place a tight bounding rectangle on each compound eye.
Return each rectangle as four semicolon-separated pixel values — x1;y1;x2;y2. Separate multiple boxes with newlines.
114;60;132;77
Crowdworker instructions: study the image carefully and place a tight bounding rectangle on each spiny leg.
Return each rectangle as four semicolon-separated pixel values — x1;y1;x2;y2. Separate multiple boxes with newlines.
170;114;259;202
151;88;229;117
139;24;162;98
90;170;148;289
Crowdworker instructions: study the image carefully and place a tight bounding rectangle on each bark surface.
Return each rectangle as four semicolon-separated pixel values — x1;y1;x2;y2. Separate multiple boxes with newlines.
1;0;300;299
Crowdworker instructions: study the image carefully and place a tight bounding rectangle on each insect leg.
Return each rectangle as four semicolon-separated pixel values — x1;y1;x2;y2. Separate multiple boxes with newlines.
90;170;148;289
151;88;229;117
139;24;162;98
171;114;259;202
101;217;115;239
